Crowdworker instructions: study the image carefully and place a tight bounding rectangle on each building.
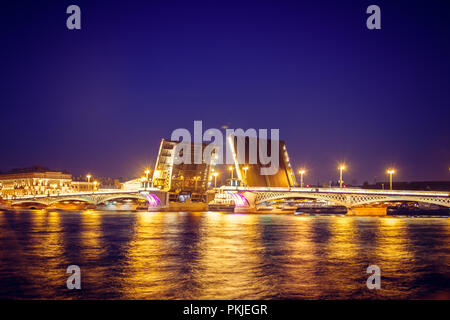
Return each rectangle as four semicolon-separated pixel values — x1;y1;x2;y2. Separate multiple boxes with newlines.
0;166;94;198
70;181;96;193
121;178;142;191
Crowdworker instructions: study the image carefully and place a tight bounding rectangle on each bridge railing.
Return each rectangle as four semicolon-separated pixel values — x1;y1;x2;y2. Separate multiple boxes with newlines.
7;188;162;200
219;186;449;197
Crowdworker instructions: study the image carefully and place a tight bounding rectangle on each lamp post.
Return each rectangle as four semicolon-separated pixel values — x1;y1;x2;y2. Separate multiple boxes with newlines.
93;181;98;191
86;174;91;183
298;169;306;188
338;165;345;188
213;172;219;188
193;176;200;190
228;166;234;179
144;169;151;189
387;169;395;190
243;166;249;187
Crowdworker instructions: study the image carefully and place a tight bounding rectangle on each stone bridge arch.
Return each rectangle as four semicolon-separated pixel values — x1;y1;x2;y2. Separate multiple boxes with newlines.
254;192;349;207
47;197;96;205
11;199;51;206
95;193;148;205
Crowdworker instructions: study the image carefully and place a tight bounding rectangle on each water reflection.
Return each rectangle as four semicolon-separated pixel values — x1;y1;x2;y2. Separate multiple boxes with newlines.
0;210;449;299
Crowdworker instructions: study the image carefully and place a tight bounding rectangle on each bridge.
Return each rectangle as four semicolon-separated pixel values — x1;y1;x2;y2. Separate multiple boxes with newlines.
6;189;168;209
215;186;450;215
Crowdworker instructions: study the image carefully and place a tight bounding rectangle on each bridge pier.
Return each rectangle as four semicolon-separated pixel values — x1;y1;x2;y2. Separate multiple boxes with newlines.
144;191;169;211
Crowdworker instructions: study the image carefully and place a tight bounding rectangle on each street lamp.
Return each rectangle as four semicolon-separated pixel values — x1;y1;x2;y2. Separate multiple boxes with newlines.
86;174;91;183
338;165;345;188
93;181;98;191
193;176;200;190
298;169;306;188
213;172;219;188
387;169;396;190
243;166;249;187
228;166;234;179
144;169;151;189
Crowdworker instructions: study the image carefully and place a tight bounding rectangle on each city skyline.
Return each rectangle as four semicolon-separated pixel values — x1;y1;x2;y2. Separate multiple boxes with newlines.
1;0;449;183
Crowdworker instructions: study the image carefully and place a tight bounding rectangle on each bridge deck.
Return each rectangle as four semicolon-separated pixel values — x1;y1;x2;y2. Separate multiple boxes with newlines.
220;186;449;198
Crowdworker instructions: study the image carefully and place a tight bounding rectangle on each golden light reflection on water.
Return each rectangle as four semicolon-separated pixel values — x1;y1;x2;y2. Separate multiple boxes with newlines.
194;213;266;299
376;218;412;269
80;210;101;250
122;212;171;298
373;217;417;297
0;210;449;299
314;216;363;298
281;215;322;298
21;210;69;298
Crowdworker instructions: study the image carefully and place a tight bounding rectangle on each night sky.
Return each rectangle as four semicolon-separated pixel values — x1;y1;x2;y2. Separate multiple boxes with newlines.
1;0;449;184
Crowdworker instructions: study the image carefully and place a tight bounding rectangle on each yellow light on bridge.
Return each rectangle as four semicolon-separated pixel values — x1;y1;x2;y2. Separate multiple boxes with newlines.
298;169;306;188
86;174;91;183
228;166;234;179
242;166;249;187
144;168;151;180
193;176;200;189
212;172;219;188
387;168;396;190
338;164;345;188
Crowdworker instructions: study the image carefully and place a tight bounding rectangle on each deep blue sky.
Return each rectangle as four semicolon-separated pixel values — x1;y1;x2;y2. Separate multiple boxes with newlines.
1;0;449;184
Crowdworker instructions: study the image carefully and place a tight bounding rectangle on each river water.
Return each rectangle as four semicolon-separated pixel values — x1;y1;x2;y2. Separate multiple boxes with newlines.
0;209;448;299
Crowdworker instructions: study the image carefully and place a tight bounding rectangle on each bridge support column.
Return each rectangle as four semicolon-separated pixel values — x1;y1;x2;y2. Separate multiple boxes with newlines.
232;191;257;213
143;191;169;212
347;207;387;216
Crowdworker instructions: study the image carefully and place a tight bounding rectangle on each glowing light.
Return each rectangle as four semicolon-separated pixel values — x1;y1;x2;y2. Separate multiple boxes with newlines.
229;192;249;207
387;168;396;190
298;169;306;188
144;193;161;207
